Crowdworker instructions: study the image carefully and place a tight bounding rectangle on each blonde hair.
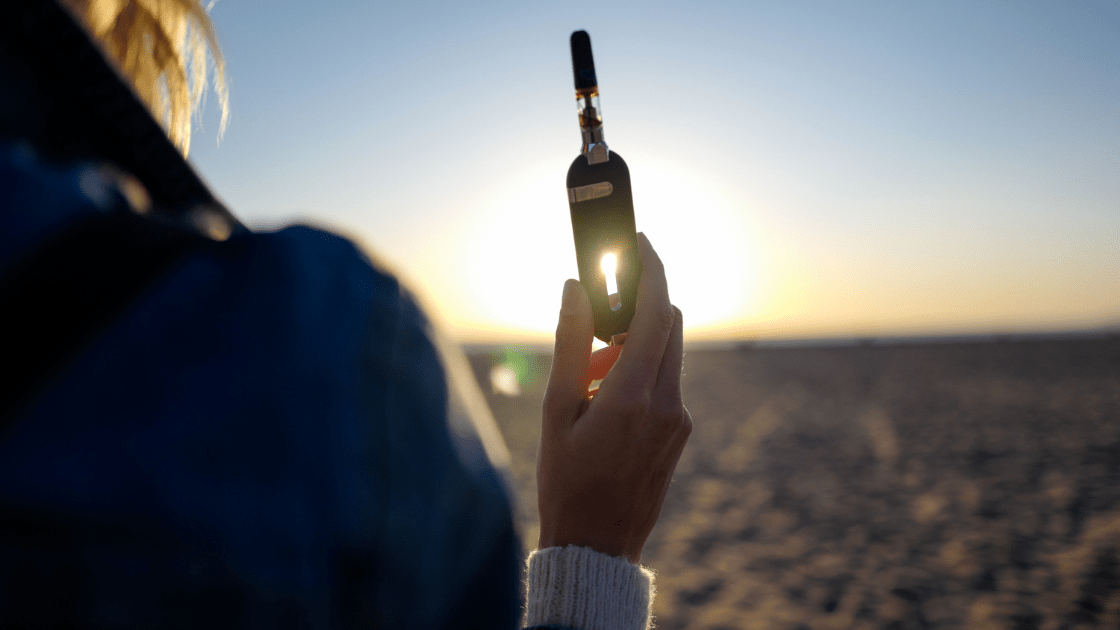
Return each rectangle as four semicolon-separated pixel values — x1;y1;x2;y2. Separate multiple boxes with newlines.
62;0;229;156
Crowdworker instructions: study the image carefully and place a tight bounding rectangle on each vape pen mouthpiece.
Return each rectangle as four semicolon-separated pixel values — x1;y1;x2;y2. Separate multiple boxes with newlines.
570;30;597;90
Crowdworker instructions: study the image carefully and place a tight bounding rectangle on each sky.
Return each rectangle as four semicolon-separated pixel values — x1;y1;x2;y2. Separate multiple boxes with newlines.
187;0;1120;345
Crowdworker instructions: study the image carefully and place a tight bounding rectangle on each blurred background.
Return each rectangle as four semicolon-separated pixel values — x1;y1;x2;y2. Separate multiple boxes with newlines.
187;0;1120;347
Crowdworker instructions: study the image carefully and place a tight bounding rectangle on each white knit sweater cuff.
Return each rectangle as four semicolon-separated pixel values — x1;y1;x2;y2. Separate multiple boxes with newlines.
525;545;655;630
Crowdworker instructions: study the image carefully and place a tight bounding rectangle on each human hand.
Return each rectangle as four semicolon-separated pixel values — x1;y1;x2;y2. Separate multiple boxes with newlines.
537;233;691;563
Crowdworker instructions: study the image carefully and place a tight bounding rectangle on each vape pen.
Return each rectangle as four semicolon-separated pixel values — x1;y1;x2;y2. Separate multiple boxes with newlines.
566;30;642;343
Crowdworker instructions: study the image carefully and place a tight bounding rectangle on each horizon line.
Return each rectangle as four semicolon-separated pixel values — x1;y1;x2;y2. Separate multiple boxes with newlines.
458;324;1120;354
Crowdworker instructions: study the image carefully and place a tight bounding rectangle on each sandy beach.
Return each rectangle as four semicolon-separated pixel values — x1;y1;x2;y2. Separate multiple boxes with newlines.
467;336;1120;629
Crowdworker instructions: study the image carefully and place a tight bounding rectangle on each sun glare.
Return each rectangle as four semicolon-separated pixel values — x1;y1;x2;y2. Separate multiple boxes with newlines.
447;169;576;340
439;157;769;343
630;160;763;334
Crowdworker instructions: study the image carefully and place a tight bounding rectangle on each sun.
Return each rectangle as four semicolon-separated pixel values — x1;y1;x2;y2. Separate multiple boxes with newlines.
436;155;767;343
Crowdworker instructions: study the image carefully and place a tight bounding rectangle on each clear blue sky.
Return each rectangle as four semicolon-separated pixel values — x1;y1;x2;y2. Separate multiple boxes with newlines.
188;0;1120;343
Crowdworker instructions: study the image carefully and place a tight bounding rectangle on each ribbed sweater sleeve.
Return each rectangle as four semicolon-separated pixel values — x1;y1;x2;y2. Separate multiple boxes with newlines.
524;545;655;630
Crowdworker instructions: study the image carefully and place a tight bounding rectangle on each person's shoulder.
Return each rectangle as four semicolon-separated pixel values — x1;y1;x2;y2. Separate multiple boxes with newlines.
207;223;414;341
239;223;399;302
260;224;373;268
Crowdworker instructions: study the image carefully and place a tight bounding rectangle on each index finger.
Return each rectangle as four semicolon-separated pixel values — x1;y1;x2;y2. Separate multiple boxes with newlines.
599;232;674;398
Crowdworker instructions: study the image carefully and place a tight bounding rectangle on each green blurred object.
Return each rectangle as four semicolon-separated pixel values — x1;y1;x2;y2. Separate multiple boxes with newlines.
501;347;532;386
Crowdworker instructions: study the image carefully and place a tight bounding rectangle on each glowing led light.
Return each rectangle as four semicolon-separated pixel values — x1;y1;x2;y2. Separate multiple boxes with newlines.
601;252;621;311
600;252;617;276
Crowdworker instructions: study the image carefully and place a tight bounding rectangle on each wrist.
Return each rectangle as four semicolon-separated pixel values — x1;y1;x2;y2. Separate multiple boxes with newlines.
538;524;643;563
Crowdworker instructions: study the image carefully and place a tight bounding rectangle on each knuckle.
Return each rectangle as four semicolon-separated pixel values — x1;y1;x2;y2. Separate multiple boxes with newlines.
679;408;693;435
650;398;689;427
656;399;690;431
661;402;687;424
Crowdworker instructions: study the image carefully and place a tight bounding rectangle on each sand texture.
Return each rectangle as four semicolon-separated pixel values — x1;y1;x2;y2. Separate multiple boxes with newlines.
466;337;1120;630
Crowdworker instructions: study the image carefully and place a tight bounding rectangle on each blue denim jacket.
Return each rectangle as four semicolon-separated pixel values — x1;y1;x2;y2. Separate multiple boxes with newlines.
0;1;578;627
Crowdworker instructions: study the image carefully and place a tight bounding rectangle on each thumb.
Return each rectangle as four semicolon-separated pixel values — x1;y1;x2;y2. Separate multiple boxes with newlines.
544;279;593;424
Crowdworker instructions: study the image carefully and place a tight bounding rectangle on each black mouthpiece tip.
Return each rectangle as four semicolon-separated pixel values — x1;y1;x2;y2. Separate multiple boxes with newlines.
570;30;597;90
